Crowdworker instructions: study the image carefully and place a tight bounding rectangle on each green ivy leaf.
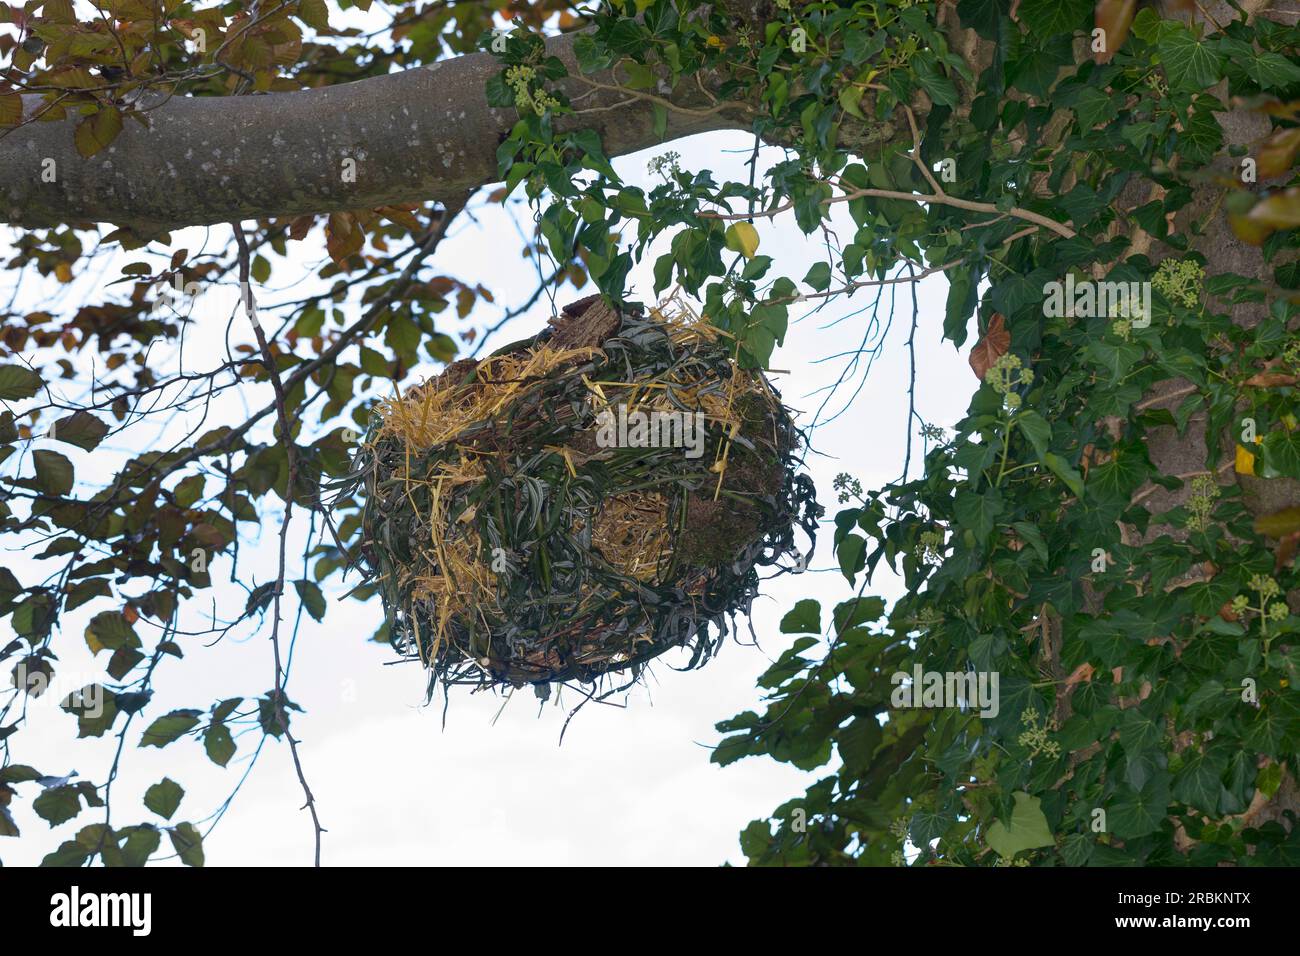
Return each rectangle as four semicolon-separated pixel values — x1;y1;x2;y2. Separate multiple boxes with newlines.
1158;27;1224;91
985;791;1054;859
294;579;327;622
780;599;821;634
1260;430;1300;480
837;533;867;582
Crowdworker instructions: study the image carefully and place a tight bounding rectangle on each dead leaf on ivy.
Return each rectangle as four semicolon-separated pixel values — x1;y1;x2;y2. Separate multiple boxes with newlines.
1244;370;1298;388
968;312;1009;380
1275;530;1300;572
1093;0;1136;65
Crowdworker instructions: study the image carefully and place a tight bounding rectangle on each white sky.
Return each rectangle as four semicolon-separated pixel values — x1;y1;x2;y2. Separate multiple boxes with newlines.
0;98;980;861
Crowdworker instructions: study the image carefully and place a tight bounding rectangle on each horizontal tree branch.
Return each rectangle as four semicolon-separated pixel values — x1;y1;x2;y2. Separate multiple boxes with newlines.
0;32;745;233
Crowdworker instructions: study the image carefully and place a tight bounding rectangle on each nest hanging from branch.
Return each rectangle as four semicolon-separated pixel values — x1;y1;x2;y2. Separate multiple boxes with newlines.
339;292;820;695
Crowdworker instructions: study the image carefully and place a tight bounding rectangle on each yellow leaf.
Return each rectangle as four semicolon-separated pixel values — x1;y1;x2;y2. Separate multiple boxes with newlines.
1255;507;1300;539
54;262;73;283
725;222;760;259
85;623;105;655
1229;187;1300;245
1236;444;1256;475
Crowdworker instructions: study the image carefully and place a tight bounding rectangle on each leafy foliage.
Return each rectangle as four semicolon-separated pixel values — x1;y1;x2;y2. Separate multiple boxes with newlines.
483;0;1300;865
1;0;1298;867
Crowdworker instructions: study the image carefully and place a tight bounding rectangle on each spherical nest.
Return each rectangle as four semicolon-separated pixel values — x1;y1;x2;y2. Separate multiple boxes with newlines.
343;293;820;694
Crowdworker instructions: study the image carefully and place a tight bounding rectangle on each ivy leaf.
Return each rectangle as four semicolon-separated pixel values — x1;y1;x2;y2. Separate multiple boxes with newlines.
723;222;759;259
1257;762;1284;799
143;777;184;820
1158;27;1223;91
1172;750;1225;815
1260;430;1300;480
833;596;884;631
1243;51;1300;90
913;52;958;108
294;579;326;622
944;265;979;346
803;261;832;292
954;488;1003;544
957;0;1007;39
1179;107;1223;166
837;533;866;582
909;802;957;846
1017;0;1092;38
985;791;1055;859
1086;451;1148;504
780;599;821;634
1110;774;1171;839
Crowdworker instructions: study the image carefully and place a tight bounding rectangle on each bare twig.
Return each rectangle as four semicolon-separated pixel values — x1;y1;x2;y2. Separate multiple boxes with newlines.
232;220;326;866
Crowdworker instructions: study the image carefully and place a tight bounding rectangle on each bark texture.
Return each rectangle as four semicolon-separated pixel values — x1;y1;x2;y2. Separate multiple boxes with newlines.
0;34;742;232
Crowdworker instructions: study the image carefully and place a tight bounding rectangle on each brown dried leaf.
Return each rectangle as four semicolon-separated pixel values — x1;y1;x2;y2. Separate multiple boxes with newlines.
1229;187;1300;245
968;312;1009;380
1258;127;1300;180
1244;368;1298;388
1275;530;1300;572
288;215;315;241
1093;0;1136;64
1064;661;1095;688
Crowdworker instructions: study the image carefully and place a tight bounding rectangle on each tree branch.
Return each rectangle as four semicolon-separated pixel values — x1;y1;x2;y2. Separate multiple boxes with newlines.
0;32;744;233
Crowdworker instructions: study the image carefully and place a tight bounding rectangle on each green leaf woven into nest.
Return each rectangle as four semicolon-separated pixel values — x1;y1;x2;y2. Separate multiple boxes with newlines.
335;295;821;695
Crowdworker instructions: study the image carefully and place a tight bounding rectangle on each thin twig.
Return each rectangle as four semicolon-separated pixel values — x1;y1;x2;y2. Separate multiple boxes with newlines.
232;220;326;866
